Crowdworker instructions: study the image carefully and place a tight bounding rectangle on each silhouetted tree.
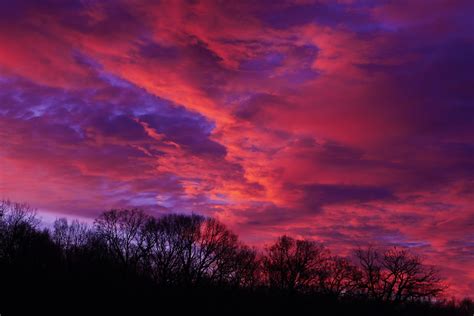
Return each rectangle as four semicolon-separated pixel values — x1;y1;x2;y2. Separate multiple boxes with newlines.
0;199;41;265
0;200;466;315
52;218;90;254
94;209;150;273
320;255;361;297
140;214;202;286
141;214;258;287
458;298;474;315
226;244;260;288
263;235;329;292
194;217;241;284
355;246;445;302
0;200;62;312
355;245;382;299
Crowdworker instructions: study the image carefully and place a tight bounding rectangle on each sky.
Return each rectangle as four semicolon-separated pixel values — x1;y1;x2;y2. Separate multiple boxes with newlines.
0;0;473;298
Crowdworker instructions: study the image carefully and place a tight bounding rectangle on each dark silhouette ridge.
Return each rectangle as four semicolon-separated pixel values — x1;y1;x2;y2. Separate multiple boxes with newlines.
0;199;472;315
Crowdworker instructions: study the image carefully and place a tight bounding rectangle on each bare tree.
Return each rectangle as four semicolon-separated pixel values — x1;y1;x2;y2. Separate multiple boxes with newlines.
355;246;445;302
320;256;361;296
355;245;383;299
94;209;150;272
226;244;261;288
140;214;202;285
381;247;445;302
263;235;329;292
141;214;259;287
194;217;240;284
163;214;204;285
0;199;39;229
0;200;40;264
52;218;90;256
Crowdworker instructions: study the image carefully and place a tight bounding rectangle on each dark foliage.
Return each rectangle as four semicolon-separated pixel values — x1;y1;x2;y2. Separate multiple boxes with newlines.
0;200;471;315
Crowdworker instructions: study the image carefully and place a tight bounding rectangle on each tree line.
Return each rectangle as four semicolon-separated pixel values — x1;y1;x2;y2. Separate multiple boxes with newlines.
0;199;472;315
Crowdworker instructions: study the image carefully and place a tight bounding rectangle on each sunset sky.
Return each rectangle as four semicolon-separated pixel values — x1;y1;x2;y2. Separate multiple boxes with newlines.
0;0;472;298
